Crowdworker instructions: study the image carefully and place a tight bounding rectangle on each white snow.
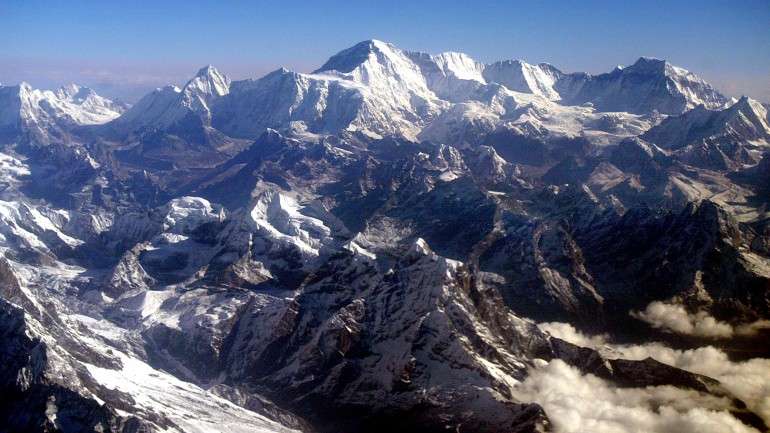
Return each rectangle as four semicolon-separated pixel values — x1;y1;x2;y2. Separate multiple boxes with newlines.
163;196;225;234
248;190;332;256
83;345;298;433
0;82;125;131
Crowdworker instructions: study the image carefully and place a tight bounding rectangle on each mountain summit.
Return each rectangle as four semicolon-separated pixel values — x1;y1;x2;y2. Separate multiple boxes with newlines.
0;81;125;144
555;56;729;114
94;41;734;146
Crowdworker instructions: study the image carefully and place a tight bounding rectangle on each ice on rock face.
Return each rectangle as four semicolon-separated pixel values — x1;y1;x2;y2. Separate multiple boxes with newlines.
247;190;332;257
180;65;231;119
163;196;225;234
482;60;561;100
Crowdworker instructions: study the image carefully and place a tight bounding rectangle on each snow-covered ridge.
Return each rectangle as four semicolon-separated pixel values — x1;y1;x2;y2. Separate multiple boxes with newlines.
555;56;730;114
111;65;231;135
92;40;742;145
0;81;126;144
482;60;562;100
643;96;770;150
2;41;741;149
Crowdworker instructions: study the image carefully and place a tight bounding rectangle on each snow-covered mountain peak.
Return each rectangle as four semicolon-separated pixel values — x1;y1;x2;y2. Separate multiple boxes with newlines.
111;66;231;135
111;84;183;132
187;65;230;97
429;51;486;82
642;92;770;157
725;95;770;131
195;64;218;77
294;40;440;138
625;57;706;85
554;56;729;114
56;83;88;99
0;81;126;144
181;65;231;116
482;59;562;100
731;95;766;113
316;39;432;91
315;39;394;74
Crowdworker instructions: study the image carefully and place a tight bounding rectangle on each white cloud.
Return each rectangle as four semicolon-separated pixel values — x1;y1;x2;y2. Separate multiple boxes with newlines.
516;359;759;433
631;301;770;338
538;322;770;427
539;321;610;347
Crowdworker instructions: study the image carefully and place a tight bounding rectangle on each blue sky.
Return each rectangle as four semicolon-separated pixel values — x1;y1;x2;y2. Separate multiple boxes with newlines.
2;0;768;102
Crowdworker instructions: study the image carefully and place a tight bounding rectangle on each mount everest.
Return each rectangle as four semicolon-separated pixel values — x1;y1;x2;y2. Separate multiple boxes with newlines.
0;40;769;433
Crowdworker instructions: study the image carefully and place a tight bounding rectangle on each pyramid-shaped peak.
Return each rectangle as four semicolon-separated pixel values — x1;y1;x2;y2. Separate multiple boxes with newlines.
195;64;224;78
185;65;230;97
634;56;666;65
728;96;768;121
314;39;401;74
626;56;669;73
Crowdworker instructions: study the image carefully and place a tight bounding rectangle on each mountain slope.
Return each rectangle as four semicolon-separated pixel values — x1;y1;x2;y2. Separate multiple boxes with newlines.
555;57;729;115
0;82;126;144
110;65;230;135
643;96;770;149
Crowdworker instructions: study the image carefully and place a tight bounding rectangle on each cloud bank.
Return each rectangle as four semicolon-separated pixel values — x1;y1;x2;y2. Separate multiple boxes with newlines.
630;301;770;339
516;359;758;433
538;322;770;427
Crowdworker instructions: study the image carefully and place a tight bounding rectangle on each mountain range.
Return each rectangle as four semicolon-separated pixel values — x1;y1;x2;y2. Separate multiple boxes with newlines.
0;40;768;433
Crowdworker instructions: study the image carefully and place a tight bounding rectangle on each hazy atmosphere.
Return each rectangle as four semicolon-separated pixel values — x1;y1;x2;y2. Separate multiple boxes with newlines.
2;0;769;102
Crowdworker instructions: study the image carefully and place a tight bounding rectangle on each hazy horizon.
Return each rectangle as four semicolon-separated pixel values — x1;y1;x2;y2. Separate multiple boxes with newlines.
3;0;769;103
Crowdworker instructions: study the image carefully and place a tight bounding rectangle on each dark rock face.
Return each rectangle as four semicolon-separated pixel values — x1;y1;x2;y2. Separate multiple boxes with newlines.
577;201;770;320
220;246;555;432
546;337;719;392
478;193;770;327
0;300;151;433
480;219;604;323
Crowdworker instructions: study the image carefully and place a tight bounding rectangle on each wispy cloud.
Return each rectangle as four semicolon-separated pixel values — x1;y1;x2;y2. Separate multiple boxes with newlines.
631;301;770;339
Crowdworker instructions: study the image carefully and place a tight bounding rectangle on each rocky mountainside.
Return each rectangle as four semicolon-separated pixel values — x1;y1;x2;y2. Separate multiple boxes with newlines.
0;40;769;433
